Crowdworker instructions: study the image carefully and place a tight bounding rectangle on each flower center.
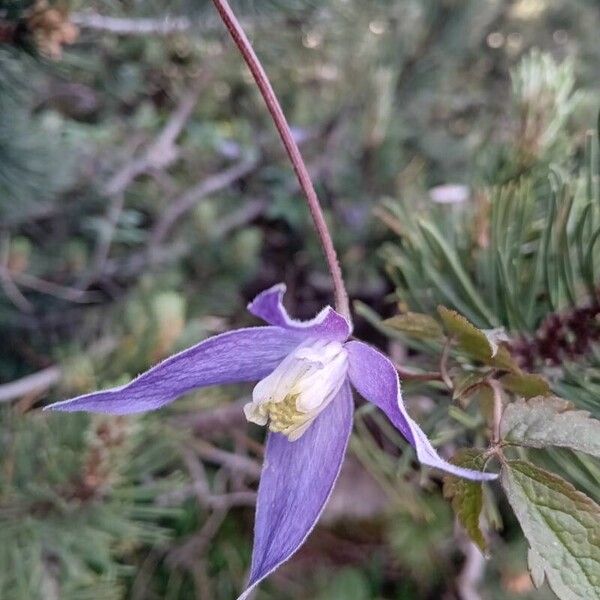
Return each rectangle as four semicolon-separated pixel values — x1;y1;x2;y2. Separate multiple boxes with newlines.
244;339;348;441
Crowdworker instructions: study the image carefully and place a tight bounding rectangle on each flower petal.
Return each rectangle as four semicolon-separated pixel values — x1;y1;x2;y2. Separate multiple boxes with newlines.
45;327;301;414
239;381;353;600
345;341;497;481
248;283;351;341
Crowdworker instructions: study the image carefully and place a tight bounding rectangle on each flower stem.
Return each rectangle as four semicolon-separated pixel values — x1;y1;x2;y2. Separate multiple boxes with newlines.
210;0;351;323
395;366;443;382
487;379;504;445
439;336;454;390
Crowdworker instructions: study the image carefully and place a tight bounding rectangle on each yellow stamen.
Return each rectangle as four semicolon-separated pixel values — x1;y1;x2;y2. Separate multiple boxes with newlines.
262;394;307;433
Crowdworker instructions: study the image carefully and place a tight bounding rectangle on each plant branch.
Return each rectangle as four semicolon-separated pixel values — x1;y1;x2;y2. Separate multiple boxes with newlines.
70;12;193;36
0;366;61;404
440;335;454;389
78;76;208;289
487;379;504;445
456;537;485;600
0;337;117;404
0;265;101;304
395;365;443;382
0;234;34;313
210;0;351;323
148;153;259;250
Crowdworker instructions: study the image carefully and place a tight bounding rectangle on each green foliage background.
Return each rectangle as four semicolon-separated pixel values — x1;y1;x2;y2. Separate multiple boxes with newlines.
1;0;599;599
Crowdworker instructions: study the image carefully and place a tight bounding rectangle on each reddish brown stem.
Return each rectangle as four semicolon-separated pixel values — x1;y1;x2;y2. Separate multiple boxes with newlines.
395;366;443;382
439;336;454;390
210;0;351;323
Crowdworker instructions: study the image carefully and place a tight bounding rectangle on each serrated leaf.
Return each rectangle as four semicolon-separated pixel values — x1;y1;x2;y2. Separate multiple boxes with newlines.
501;460;600;600
452;372;488;406
501;373;551;398
443;449;487;552
500;397;600;457
437;306;518;371
383;312;444;339
438;305;490;356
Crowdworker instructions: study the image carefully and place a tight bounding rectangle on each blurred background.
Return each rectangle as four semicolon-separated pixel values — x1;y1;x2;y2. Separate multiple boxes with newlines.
1;1;599;598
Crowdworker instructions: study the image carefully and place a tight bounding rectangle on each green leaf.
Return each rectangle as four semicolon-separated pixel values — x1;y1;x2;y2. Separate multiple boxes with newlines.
501;397;600;457
438;305;491;357
528;548;546;588
452;372;488;405
481;327;511;357
501;460;600;600
500;373;551;398
437;306;518;371
383;312;444;339
443;449;487;552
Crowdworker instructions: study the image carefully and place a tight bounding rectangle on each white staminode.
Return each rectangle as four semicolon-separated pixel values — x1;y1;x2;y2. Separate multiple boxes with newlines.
244;339;348;441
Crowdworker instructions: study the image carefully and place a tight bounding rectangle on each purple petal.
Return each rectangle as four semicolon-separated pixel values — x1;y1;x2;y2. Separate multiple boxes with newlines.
45;327;301;414
247;283;351;341
239;381;354;600
345;341;497;481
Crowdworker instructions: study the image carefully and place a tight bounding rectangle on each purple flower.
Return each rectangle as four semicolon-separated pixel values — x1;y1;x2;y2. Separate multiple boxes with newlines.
47;284;496;598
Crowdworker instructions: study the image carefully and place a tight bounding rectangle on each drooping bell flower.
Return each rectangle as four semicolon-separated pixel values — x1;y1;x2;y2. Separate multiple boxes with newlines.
47;284;496;598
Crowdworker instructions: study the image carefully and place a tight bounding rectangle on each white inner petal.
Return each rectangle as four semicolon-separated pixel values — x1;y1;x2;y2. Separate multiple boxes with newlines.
244;338;348;440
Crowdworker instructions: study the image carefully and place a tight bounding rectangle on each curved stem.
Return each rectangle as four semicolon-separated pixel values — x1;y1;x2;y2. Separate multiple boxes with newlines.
210;0;351;323
395;366;443;382
439;335;454;390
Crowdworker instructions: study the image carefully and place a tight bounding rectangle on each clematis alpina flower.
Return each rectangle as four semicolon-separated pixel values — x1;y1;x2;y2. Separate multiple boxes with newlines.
47;284;496;599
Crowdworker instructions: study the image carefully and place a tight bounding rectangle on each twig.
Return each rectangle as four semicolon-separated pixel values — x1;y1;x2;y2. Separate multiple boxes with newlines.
97;126;329;285
213;198;267;237
70;12;193;36
396;365;443;382
148;154;259;250
131;548;166;600
231;429;265;458
158;484;256;509
0;337;117;404
194;559;213;600
1;202;59;227
211;0;351;323
181;446;211;498
193;439;262;479
0;234;34;313
172;398;248;436
40;553;61;600
178;447;256;506
168;508;228;568
0;366;61;404
143;80;207;172
456;538;485;600
80;78;207;288
440;335;454;389
210;145;328;240
0;270;33;313
79;192;126;289
487;379;504;445
102;241;188;280
0;265;101;303
167;468;230;569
